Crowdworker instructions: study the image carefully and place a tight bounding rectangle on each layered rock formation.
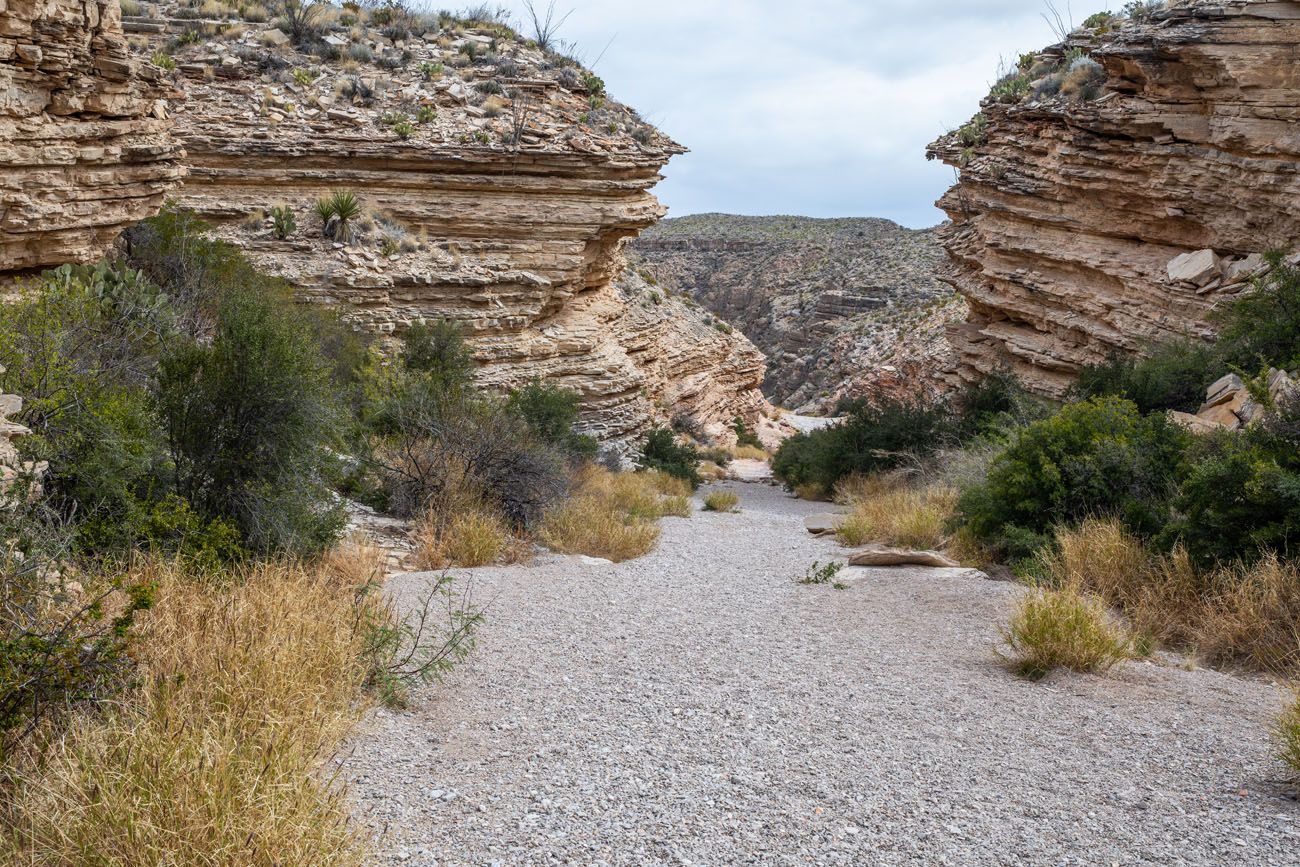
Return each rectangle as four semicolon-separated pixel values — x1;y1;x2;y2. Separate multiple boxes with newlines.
127;2;771;445
927;0;1300;398
630;215;956;412
1;0;185;274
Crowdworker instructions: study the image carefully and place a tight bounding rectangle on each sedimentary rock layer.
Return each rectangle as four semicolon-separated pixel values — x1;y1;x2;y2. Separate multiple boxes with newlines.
138;4;771;444
0;0;185;274
927;0;1300;397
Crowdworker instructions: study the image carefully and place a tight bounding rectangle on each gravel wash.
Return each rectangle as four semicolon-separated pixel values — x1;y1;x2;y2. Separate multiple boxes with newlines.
343;481;1299;866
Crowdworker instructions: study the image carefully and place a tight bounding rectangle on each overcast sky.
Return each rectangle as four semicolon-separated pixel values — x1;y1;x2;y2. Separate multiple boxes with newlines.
488;0;1074;228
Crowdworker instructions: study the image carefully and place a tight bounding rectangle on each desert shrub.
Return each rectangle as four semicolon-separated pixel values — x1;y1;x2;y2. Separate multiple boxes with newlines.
1083;11;1116;28
1123;0;1165;22
1002;584;1134;680
702;490;739;513
277;0;322;45
640;428;701;488
314;190;363;242
731;415;762;448
956;397;1189;560
837;484;957;550
400;319;475;385
699;446;732;467
1278;695;1300;781
1168;400;1300;566
796;560;843;586
772;393;952;497
157;285;345;556
0;264;175;552
1074;339;1219;413
1060;55;1106;100
0;508;154;759
1215;252;1300;373
505;380;598;462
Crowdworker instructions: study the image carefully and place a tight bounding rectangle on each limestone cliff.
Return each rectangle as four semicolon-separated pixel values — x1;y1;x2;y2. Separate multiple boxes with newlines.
630;215;958;412
0;0;185;274
927;0;1300;398
128;2;771;446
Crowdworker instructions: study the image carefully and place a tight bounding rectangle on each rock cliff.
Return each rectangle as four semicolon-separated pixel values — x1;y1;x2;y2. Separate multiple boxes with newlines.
927;0;1300;398
0;0;185;274
127;2;771;446
630;215;958;412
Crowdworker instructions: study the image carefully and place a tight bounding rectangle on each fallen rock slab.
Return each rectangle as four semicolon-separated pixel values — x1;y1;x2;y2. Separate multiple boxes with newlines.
848;545;960;569
804;513;845;536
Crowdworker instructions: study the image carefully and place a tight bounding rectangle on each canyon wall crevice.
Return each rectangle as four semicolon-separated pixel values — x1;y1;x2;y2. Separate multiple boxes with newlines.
927;0;1300;397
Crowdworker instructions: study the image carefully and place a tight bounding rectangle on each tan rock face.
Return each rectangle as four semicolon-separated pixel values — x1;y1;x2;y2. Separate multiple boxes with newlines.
142;8;771;446
927;1;1300;398
0;0;185;274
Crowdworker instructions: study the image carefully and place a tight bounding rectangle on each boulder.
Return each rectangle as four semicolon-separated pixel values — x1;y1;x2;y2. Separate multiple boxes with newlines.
260;28;290;46
847;546;960;569
1169;410;1231;434
1203;373;1245;408
1166;249;1221;287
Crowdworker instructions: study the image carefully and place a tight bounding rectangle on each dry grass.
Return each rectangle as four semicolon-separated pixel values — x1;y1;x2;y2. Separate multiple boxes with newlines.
793;482;832;502
1044;520;1300;673
729;444;770;462
1002;583;1134;680
0;558;374;865
702;490;740;513
415;505;512;569
835;482;958;550
699;460;728;482
537;467;690;562
1277;694;1300;781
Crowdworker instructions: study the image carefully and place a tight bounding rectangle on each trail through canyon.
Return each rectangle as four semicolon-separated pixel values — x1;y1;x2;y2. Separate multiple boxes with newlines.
346;482;1298;866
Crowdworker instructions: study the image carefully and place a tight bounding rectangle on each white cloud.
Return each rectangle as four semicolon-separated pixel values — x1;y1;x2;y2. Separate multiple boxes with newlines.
491;0;1074;227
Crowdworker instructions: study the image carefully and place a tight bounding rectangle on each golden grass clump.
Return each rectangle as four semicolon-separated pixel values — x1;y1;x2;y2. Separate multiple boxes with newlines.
702;490;740;513
730;444;770;462
0;558;373;865
1277;694;1300;781
537;466;690;562
1002;583;1134;680
414;504;512;569
1044;520;1300;673
793;482;832;502
836;483;958;550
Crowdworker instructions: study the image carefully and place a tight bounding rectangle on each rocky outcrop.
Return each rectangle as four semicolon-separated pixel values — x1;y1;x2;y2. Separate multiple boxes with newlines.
0;368;43;499
927;0;1300;398
128;3;771;446
630;215;956;412
1170;368;1298;432
1;0;185;274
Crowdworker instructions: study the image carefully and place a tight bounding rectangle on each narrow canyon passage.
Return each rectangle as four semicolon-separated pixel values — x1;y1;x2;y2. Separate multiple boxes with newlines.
345;482;1297;866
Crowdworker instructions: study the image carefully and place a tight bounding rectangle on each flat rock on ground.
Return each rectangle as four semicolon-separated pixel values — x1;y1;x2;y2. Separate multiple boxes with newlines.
343;482;1298;866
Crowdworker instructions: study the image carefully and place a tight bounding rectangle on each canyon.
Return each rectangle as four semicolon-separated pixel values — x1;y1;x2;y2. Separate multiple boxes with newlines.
630;215;958;413
929;0;1300;398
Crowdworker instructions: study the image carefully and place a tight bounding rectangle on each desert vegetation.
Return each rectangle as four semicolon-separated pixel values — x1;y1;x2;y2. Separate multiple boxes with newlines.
774;257;1300;703
0;207;696;861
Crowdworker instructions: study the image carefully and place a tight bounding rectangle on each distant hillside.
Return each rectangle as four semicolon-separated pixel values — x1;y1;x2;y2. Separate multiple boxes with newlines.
629;214;959;411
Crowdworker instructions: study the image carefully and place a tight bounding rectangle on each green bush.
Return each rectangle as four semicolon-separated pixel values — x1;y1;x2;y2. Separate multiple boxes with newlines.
1215;253;1300;373
157;286;345;557
772;393;952;496
957;397;1190;560
731;416;762;449
1169;397;1300;566
401;320;475;386
640;428;701;488
1074;339;1219;413
506;380;598;462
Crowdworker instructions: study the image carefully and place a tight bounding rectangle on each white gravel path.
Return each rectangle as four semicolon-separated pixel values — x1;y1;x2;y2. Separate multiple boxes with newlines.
344;481;1299;866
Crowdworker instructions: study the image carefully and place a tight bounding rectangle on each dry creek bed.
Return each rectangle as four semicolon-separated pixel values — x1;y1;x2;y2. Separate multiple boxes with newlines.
342;480;1299;866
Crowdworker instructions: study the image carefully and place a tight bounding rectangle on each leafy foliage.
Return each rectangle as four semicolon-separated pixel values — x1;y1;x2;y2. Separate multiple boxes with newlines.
1074;339;1219;413
956;398;1190;560
506;380;598;461
639;428;701;488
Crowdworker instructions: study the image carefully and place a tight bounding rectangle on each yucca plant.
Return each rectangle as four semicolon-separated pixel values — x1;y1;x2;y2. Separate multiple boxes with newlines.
315;191;362;243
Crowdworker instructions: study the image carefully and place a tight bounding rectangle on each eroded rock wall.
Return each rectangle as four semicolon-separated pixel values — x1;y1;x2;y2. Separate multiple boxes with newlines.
1;0;185;274
123;6;772;446
927;0;1300;397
